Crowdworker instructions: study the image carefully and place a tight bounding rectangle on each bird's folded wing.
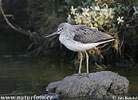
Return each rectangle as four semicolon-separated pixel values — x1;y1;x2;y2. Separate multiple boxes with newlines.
73;25;114;44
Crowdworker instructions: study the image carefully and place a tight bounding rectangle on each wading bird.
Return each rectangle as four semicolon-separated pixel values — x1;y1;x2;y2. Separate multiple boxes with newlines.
45;23;114;73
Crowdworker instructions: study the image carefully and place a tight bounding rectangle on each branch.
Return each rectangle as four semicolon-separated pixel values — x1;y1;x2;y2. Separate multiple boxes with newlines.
0;0;40;44
0;0;18;31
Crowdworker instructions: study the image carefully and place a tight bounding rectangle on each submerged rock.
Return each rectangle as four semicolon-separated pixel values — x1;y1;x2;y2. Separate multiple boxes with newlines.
46;71;129;98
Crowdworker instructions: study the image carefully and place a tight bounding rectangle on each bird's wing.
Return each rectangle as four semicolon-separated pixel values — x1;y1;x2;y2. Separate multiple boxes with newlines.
73;25;114;44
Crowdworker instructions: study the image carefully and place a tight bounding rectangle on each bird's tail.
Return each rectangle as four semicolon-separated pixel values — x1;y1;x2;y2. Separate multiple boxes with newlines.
96;38;114;45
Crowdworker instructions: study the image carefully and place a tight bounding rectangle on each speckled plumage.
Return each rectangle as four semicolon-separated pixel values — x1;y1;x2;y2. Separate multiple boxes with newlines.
73;25;114;44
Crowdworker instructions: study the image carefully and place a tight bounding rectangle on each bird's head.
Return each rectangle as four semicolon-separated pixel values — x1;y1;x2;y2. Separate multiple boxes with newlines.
44;23;70;38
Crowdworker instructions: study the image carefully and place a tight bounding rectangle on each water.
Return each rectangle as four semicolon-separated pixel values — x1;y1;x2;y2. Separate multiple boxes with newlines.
0;31;138;99
0;57;74;95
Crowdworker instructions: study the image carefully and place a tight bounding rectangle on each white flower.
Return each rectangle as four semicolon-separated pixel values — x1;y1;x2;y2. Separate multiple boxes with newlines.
100;8;114;18
117;16;124;24
100;9;108;16
94;6;100;11
74;13;83;24
81;8;90;17
90;6;94;10
70;6;77;15
90;24;95;29
91;24;98;30
67;14;71;23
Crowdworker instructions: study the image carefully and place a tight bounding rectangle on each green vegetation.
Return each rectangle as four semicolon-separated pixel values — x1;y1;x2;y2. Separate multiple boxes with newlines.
65;0;137;65
1;0;138;66
67;0;129;52
22;0;138;66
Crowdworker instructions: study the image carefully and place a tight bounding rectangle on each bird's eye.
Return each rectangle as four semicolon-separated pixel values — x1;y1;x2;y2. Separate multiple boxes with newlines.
57;27;63;32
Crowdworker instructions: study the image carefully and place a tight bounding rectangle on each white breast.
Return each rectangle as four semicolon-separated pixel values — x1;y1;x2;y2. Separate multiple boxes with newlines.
59;34;99;51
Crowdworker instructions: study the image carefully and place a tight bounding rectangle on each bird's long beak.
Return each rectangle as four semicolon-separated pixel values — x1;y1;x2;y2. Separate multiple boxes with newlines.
44;32;58;38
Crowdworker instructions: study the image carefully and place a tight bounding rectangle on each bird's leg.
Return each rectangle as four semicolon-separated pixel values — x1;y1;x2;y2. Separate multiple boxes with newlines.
85;51;89;73
79;52;83;73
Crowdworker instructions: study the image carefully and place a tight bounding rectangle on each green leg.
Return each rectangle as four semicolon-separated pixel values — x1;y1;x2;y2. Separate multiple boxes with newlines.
85;51;89;73
79;52;83;73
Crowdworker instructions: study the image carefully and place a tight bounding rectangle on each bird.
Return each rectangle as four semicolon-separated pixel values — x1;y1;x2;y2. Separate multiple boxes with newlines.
45;23;114;73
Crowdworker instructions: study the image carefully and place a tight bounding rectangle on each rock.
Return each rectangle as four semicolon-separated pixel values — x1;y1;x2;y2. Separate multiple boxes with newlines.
46;71;129;98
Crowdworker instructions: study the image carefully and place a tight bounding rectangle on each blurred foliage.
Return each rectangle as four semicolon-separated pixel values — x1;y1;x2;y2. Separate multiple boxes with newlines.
65;0;138;65
29;0;138;65
28;0;84;57
1;0;138;66
67;0;130;53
